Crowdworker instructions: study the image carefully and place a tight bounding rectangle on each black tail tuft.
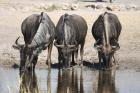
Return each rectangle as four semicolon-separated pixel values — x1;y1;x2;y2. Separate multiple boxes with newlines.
39;12;44;23
41;12;44;16
104;12;108;16
63;13;69;22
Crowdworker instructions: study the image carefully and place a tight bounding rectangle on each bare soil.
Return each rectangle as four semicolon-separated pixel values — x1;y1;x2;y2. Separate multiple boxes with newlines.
0;0;140;71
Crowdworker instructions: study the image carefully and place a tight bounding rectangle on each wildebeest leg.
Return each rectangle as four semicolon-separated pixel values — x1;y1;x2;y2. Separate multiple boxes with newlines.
108;55;114;69
98;51;102;69
58;48;62;69
71;51;75;66
113;54;115;64
20;61;26;72
46;42;53;69
74;47;79;65
80;42;85;66
32;56;38;70
113;53;119;65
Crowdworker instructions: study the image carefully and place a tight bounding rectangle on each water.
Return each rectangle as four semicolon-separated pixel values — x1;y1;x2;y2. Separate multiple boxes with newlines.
0;67;140;93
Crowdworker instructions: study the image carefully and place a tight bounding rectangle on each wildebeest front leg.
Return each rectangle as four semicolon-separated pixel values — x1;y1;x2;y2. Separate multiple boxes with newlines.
58;48;63;69
46;43;53;68
80;43;85;66
112;53;119;66
98;51;102;69
71;51;75;66
32;56;38;70
75;48;78;64
71;46;78;66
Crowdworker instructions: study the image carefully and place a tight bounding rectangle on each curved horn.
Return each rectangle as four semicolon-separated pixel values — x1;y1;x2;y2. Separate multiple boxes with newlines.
54;41;76;49
67;45;76;48
15;36;22;46
12;36;24;50
54;41;65;48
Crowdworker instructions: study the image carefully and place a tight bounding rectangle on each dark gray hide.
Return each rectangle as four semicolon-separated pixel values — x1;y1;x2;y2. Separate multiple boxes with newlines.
92;12;122;69
55;14;87;68
13;12;55;71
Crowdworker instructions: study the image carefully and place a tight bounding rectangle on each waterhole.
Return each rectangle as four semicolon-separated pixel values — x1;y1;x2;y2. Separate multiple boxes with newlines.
0;67;140;93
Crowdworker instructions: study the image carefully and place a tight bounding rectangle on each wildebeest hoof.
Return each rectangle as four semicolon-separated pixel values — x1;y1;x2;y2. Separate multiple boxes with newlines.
70;62;77;67
27;66;32;71
46;61;48;65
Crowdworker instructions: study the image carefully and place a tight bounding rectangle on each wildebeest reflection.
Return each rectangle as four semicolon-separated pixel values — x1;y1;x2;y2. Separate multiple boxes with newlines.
47;69;51;93
19;71;39;93
97;69;116;93
57;68;84;93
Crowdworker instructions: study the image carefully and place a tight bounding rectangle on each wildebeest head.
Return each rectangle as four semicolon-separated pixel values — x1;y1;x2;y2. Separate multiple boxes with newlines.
95;42;120;68
12;37;45;71
54;40;77;68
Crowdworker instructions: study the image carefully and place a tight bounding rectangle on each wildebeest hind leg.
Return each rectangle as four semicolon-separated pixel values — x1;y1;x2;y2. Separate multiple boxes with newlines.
98;52;102;69
71;51;75;66
74;48;78;65
46;43;53;68
80;42;85;66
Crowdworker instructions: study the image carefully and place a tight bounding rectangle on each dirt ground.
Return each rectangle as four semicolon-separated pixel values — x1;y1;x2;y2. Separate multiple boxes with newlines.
0;0;140;71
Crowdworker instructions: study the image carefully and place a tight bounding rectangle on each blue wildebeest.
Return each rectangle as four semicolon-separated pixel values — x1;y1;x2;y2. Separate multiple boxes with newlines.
54;14;87;68
12;12;55;71
92;12;122;69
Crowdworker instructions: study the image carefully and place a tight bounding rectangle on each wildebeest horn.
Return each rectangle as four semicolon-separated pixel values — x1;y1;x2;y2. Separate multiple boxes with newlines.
15;37;22;46
54;41;76;48
54;41;65;48
12;36;24;50
67;45;76;48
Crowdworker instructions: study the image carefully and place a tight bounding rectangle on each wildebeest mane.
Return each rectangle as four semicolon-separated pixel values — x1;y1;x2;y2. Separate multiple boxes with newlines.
21;13;43;45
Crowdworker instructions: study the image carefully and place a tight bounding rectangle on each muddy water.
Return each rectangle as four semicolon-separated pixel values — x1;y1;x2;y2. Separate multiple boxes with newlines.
0;67;140;93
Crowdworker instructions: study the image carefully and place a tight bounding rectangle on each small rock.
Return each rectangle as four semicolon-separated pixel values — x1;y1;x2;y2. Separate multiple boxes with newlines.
106;6;113;11
85;5;96;9
106;5;120;11
62;3;70;10
126;4;137;11
96;4;104;9
71;4;78;10
12;63;19;69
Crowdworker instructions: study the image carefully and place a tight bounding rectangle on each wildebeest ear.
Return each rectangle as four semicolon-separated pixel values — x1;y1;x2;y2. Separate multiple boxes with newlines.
39;12;43;23
94;44;102;51
96;45;103;51
112;45;120;51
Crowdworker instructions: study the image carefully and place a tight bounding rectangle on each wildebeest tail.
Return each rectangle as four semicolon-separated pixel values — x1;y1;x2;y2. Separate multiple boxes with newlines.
39;12;44;23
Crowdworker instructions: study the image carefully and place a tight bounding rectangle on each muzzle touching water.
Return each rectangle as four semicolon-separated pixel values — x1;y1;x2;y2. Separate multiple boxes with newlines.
54;41;78;68
13;36;49;71
94;42;120;68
